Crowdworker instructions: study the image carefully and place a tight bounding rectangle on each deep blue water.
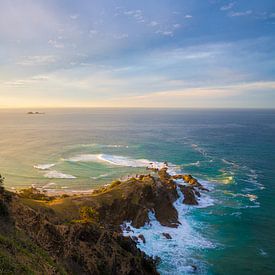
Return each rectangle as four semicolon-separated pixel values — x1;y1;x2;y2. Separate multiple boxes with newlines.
0;108;274;274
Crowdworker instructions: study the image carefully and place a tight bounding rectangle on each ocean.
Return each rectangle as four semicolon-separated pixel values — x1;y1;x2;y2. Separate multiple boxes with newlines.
0;108;274;274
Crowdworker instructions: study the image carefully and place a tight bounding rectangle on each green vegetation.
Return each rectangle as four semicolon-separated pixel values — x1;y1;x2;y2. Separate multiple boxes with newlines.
0;231;67;274
109;180;121;188
18;187;54;201
72;206;99;224
80;206;99;222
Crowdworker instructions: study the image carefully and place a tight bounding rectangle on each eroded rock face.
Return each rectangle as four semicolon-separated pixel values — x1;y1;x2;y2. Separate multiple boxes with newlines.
179;186;199;205
9;196;159;275
173;174;209;192
1;167;209;275
93;173;180;228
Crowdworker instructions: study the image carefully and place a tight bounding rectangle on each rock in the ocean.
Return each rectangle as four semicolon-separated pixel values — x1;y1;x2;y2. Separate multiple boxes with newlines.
180;186;199;205
162;233;172;239
138;234;146;243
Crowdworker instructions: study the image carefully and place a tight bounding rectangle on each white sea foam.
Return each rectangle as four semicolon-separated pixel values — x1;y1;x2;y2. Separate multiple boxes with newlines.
221;158;240;168
183;161;201;167
44;170;76;179
34;163;55;170
66;153;172;170
91;173;109;180
259;248;268;256
74;143;129;149
42;182;56;189
122;186;215;274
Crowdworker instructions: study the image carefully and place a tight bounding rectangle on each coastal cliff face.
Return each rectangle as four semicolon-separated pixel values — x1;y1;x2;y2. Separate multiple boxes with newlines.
0;168;207;274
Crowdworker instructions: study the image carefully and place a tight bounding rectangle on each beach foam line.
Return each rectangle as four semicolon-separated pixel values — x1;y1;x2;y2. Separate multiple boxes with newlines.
91;173;110;180
44;170;76;179
34;163;55;170
68;143;129;149
66;153;171;169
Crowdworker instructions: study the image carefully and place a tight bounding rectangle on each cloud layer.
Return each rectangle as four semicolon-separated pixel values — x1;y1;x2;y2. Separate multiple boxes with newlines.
0;0;274;108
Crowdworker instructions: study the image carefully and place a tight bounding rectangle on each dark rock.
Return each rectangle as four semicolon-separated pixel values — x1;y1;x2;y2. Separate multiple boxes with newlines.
162;233;172;239
138;234;146;243
132;236;139;242
180;186;199;205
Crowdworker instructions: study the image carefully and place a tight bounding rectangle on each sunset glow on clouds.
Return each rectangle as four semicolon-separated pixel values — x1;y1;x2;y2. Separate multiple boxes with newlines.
0;0;274;108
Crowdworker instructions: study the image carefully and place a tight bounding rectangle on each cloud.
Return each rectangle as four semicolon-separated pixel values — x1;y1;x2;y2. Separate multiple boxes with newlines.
185;15;192;19
124;9;145;23
89;29;99;36
0;1;60;40
3;74;50;87
149;21;158;27
48;39;65;49
70;14;79;20
155;30;173;36
16;55;57;66
220;2;235;11
173;24;181;29
229;10;252;17
113;33;129;39
146;81;275;97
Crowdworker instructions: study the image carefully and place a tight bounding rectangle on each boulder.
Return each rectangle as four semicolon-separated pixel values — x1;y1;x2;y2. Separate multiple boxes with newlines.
138;234;146;243
162;233;172;239
180;186;199;205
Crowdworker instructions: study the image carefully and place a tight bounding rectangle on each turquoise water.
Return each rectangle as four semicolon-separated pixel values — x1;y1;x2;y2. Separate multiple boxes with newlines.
0;108;274;274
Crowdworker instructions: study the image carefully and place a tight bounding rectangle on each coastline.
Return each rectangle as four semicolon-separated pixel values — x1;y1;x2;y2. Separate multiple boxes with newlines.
0;167;209;274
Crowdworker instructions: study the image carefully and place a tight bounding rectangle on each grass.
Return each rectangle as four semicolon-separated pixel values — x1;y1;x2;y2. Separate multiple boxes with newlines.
0;228;67;275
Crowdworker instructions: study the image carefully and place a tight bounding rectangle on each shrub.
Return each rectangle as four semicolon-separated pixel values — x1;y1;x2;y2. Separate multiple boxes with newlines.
79;206;99;222
109;180;121;188
18;187;53;201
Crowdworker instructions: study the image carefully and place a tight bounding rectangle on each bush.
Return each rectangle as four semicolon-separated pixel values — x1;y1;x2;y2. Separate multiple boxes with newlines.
79;206;99;222
18;187;53;201
109;180;121;188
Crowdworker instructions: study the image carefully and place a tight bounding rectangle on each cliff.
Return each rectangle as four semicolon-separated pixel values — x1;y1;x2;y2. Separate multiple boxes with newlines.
0;168;208;274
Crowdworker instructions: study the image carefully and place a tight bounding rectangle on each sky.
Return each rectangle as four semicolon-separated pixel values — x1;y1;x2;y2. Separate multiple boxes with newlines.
0;0;274;108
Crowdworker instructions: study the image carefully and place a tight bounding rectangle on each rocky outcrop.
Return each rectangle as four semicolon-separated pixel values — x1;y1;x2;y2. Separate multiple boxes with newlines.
90;173;180;228
162;233;172;239
173;174;209;191
138;234;146;244
0;167;209;274
1;190;158;275
179;186;199;205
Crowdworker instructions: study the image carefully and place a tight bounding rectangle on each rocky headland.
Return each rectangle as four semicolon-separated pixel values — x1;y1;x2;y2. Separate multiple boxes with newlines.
0;167;208;274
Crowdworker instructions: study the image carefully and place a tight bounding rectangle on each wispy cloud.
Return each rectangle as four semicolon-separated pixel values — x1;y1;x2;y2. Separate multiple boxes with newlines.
122;81;275;105
113;33;128;39
229;10;252;17
48;39;65;49
173;24;181;29
124;9;145;23
16;55;57;66
155;30;173;36
220;2;235;11
70;14;79;20
149;21;158;27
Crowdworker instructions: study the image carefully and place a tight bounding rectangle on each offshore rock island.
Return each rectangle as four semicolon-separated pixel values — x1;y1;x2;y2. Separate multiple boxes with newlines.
0;167;209;274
